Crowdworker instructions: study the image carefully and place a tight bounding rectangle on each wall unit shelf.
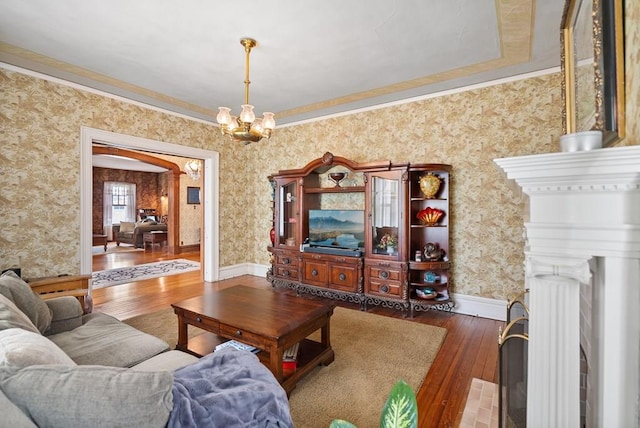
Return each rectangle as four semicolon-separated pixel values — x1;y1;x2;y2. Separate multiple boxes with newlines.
304;186;366;194
267;152;453;315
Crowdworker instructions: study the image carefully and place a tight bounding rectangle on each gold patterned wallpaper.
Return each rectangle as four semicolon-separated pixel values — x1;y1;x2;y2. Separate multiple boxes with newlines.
1;3;638;302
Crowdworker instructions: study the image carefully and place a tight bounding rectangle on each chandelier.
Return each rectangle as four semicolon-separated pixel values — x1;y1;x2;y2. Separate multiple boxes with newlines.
185;159;201;180
216;38;275;145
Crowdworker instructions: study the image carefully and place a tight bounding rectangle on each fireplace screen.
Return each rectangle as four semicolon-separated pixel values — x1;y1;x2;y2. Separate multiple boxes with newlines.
499;292;529;428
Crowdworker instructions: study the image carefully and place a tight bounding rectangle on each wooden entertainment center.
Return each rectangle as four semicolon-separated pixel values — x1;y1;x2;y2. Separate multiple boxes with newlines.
267;152;453;315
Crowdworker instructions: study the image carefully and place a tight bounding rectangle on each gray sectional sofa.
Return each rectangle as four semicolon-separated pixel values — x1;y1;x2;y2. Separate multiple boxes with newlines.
0;271;292;427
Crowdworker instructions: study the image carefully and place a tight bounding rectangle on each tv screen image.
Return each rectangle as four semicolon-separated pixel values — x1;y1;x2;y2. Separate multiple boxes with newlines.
308;210;365;249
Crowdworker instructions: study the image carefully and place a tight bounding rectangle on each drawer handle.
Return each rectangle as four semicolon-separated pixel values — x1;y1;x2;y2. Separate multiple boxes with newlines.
380;285;389;293
283;270;290;277
235;330;242;336
379;271;389;279
338;273;346;281
311;269;318;277
196;317;202;323
283;258;290;264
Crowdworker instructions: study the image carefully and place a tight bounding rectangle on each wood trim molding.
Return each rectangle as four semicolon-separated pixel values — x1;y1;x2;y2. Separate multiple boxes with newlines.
93;145;183;254
92;146;182;173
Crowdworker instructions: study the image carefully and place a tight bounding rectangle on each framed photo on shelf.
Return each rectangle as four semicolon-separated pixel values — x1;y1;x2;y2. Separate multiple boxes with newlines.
187;186;201;204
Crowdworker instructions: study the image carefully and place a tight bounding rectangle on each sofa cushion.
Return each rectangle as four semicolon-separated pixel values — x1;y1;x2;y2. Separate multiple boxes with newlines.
131;350;199;372
0;294;39;334
0;271;52;333
119;221;135;233
48;312;169;367
0;365;173;428
0;328;76;368
0;388;37;427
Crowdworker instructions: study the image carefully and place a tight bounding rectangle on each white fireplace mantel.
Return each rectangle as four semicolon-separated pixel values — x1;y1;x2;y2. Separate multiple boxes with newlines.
495;145;640;427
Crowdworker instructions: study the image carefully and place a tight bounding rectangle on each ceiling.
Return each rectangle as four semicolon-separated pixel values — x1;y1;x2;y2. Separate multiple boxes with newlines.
93;154;168;173
0;0;564;127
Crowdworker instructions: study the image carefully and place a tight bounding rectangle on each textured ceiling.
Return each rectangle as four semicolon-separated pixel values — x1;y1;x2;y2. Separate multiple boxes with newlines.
0;0;564;126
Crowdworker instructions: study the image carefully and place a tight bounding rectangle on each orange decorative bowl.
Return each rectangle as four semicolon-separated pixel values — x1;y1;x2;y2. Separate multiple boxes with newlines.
417;207;444;226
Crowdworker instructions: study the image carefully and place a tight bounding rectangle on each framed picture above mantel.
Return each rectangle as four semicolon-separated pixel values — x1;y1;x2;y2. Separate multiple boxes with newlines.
560;0;625;146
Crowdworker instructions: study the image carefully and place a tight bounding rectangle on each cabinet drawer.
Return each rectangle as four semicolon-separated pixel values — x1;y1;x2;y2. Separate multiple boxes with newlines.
303;260;328;286
219;324;267;349
368;266;402;282
275;253;298;267
182;311;220;332
329;264;359;292
367;279;403;298
275;266;298;280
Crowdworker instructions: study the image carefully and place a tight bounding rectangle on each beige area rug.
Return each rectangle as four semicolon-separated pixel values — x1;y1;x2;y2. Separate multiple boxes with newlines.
123;306;447;428
123;307;205;349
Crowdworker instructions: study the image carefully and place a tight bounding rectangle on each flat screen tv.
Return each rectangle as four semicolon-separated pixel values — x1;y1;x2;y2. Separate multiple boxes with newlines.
308;209;365;249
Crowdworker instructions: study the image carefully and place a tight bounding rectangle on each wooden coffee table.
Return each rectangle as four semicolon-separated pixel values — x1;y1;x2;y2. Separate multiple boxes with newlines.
171;285;335;394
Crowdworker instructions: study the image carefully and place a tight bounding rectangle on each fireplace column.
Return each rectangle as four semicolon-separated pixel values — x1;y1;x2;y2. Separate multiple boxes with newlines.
525;255;590;426
599;256;640;426
496;145;640;428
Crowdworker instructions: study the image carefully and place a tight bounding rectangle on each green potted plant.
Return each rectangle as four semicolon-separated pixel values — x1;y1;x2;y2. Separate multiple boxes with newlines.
330;380;417;428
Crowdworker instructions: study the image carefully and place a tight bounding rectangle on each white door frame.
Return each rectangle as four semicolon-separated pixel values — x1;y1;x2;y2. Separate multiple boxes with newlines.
80;126;219;283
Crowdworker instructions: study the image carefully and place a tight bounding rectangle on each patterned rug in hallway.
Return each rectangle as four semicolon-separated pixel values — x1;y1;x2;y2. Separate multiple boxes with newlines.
92;259;200;289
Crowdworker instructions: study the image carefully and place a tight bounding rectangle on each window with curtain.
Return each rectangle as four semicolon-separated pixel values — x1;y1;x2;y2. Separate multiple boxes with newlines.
103;182;136;240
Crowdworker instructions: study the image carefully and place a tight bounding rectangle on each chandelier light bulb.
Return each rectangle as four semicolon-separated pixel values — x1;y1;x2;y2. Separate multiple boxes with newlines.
216;107;232;126
262;112;275;130
240;104;255;123
252;118;264;134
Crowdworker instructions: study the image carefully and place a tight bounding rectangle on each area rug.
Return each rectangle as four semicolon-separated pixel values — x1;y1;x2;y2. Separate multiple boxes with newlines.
124;307;205;349
123;304;446;427
92;259;200;289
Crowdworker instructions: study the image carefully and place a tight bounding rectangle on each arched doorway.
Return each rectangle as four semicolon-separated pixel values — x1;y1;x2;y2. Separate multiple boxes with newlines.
92;145;183;254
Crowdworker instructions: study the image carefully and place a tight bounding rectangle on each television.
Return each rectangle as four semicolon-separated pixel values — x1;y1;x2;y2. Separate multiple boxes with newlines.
308;210;365;249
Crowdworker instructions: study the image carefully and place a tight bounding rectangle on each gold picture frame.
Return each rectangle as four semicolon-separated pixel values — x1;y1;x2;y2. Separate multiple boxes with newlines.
560;0;625;146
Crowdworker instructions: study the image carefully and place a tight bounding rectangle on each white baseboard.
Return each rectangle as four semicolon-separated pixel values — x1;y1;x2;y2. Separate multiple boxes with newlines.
220;263;507;321
219;263;269;280
451;293;507;321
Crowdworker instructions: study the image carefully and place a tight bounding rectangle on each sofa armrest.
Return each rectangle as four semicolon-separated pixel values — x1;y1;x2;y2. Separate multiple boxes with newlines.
43;297;84;335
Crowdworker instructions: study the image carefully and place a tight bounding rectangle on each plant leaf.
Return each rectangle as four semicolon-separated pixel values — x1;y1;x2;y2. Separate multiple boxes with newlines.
380;380;418;428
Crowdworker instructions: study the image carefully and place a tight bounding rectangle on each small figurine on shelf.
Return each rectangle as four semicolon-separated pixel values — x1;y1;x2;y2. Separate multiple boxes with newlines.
377;233;398;254
423;242;445;261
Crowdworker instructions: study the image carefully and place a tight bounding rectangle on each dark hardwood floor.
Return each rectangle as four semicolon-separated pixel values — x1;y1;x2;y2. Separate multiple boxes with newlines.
92;246;503;428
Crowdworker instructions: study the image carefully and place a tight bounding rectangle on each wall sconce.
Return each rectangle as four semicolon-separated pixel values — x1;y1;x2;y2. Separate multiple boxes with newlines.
185;160;201;180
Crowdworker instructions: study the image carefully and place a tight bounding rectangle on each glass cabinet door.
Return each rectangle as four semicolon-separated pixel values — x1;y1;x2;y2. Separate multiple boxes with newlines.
369;173;401;256
278;179;298;247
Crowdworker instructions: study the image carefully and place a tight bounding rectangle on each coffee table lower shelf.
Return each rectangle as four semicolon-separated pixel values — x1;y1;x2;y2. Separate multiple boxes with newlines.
180;332;334;394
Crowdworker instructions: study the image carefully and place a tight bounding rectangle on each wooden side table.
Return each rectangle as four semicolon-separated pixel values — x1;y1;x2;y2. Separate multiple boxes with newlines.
92;234;108;251
143;231;168;250
27;274;92;313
